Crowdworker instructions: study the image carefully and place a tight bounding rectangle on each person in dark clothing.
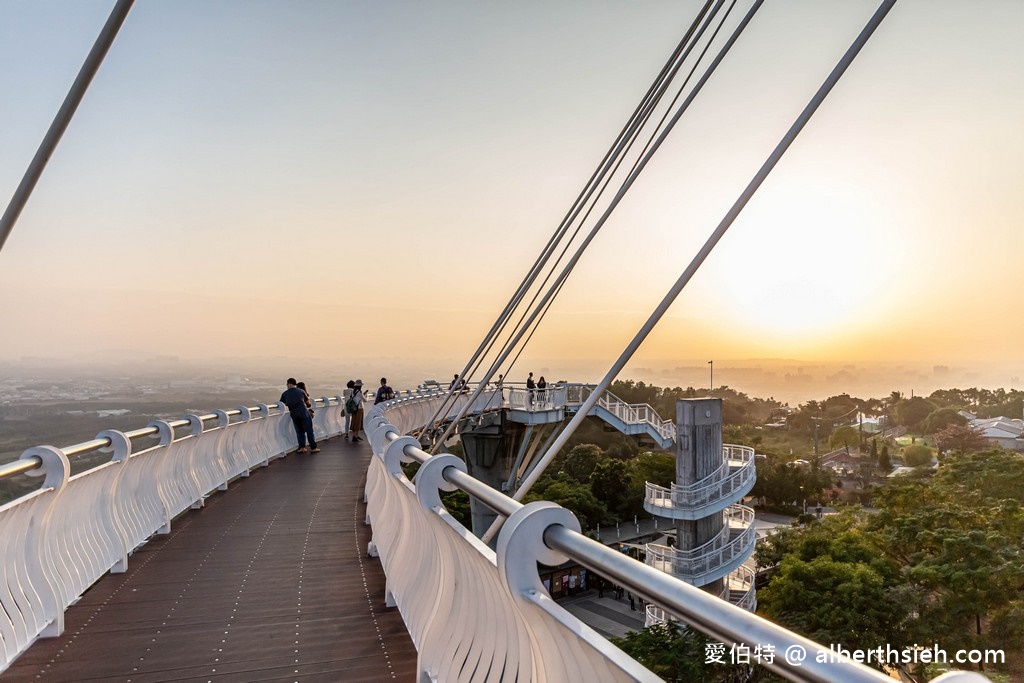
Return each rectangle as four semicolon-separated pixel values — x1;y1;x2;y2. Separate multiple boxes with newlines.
281;377;318;453
296;381;314;418
375;377;396;405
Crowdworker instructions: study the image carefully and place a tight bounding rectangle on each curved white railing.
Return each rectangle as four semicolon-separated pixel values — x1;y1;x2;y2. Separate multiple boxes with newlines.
659;505;754;563
362;392;930;683
645;505;756;586
644;444;755;512
364;391;657;683
724;564;757;612
0;397;346;671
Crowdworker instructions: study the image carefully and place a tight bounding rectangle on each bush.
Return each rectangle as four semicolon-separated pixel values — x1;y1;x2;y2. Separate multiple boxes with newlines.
903;444;934;467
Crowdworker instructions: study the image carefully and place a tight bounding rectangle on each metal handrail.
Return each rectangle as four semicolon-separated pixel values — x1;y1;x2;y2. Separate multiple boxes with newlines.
0;398;320;483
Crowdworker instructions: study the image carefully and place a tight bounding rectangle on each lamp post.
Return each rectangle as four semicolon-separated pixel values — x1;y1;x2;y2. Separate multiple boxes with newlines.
708;360;713;396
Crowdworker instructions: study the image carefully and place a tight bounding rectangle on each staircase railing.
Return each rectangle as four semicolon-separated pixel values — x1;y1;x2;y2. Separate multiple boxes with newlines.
645;444;756;510
563;384;676;443
644;512;756;586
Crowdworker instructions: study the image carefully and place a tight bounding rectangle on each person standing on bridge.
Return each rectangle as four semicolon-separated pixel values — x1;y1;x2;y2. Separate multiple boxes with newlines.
281;378;319;453
342;380;355;440
526;372;536;407
296;381;314;419
537;376;547;407
349;379;365;442
375;377;396;405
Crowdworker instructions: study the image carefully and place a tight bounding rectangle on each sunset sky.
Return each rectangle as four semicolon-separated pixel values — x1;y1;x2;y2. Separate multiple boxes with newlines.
1;1;1021;390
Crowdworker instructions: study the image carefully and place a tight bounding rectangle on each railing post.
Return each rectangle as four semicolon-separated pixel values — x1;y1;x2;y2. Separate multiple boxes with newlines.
96;429;132;574
18;446;72;638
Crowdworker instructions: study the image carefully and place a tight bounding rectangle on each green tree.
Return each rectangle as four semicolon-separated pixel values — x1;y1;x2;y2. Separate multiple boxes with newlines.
756;513;912;660
612;622;776;682
902;444;933;467
552;443;603;483
868;452;1024;672
922;407;967;434
589;458;631;519
879;443;891;472
894;397;936;431
759;555;912;658
524;478;607;529
828;425;859;452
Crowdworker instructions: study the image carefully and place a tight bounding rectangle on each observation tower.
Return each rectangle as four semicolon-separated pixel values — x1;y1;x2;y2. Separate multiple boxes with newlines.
643;398;757;624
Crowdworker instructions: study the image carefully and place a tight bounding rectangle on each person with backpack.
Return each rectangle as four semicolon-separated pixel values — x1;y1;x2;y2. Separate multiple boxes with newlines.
374;377;396;405
281;377;318;453
347;379;365;442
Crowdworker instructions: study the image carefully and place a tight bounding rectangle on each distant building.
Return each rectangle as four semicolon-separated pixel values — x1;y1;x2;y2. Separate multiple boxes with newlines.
967;415;1024;452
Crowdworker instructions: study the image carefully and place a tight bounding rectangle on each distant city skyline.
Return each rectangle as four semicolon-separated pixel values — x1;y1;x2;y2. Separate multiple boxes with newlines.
1;2;1022;379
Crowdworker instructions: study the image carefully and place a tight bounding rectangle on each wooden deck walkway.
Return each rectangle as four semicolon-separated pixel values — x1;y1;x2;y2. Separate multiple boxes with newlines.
6;436;418;682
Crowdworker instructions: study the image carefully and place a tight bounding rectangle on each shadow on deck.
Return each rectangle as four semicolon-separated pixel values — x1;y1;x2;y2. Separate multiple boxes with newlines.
5;437;416;682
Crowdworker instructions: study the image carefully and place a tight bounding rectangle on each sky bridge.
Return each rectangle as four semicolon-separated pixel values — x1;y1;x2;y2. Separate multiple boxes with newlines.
0;1;1004;680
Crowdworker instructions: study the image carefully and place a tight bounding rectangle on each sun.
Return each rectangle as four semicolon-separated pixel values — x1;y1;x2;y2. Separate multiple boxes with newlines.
710;175;902;344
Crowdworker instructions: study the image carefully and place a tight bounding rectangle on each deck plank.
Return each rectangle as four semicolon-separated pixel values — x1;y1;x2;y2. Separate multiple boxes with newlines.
5;436;417;682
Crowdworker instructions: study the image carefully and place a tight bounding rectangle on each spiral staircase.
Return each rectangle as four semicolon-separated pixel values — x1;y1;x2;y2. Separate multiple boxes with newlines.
642;399;757;625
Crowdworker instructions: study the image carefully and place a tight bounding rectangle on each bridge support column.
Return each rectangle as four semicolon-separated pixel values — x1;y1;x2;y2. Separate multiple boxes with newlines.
675;398;725;596
457;411;527;539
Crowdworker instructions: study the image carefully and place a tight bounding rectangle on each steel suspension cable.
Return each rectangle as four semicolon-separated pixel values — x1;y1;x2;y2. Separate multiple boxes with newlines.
0;0;136;253
493;0;740;385
431;0;750;450
441;1;729;426
480;0;897;544
417;1;715;435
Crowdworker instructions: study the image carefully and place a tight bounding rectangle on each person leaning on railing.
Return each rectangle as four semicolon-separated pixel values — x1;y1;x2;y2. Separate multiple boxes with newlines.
281;377;319;453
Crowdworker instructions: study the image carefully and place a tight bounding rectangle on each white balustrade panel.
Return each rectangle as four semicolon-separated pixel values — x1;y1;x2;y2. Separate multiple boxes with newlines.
0;449;68;669
365;397;660;683
0;401;330;673
506;385;566;411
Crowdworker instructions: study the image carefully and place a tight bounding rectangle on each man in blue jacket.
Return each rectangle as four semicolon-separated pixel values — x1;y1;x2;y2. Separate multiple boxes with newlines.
281;377;319;453
375;377;396;405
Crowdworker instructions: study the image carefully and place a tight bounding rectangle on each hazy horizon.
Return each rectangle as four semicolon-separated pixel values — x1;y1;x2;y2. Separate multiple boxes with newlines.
2;352;1020;408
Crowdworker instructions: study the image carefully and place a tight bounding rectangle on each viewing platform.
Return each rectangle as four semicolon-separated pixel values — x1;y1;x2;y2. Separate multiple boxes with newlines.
3;436;417;682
